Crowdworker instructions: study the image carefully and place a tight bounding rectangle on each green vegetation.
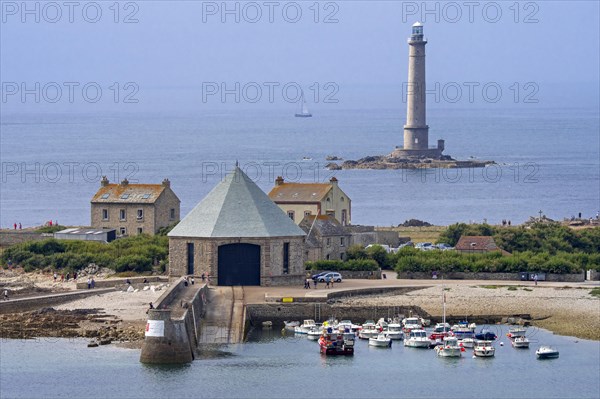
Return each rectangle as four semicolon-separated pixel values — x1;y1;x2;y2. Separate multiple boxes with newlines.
590;288;600;298
522;288;533;292
480;285;500;289
305;259;379;272
392;223;600;275
1;234;168;274
37;225;68;233
507;286;518;291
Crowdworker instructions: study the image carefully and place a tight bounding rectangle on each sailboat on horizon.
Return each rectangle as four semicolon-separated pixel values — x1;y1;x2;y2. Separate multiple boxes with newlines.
295;90;312;118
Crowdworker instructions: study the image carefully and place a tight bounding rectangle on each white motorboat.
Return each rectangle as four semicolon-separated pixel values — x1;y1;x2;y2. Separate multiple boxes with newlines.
459;337;476;348
404;329;430;348
284;320;300;329
402;317;422;333
369;333;392;348
307;326;322;341
507;327;527;339
536;346;559;359
473;340;496;357
512;336;530;348
435;336;463;357
294;319;316;334
338;320;361;333
359;327;379;340
385;323;404;340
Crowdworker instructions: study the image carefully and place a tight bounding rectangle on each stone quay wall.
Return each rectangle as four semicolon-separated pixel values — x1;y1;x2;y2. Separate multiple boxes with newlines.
0;231;50;247
397;271;585;282
140;277;208;364
75;276;168;290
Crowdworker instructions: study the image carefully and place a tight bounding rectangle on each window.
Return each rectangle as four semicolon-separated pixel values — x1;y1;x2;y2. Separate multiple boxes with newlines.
341;209;347;226
137;227;143;235
340;237;345;247
170;208;176;220
340;252;345;260
101;193;109;199
326;238;331;247
187;243;194;275
341;197;345;202
304;210;312;217
415;138;419;144
102;209;109;221
142;194;151;199
119;227;127;235
287;211;295;220
326;254;330;260
119;209;126;221
137;209;143;220
283;242;290;274
121;193;130;199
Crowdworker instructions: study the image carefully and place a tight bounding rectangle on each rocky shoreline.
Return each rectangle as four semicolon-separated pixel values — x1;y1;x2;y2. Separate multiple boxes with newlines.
0;308;145;343
326;155;494;170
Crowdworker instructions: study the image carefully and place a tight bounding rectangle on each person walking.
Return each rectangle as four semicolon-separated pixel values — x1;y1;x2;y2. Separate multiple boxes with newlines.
191;276;195;285
91;278;95;289
18;223;22;230
3;289;8;301
53;272;58;282
87;278;91;289
534;274;538;286
325;276;331;289
313;278;317;289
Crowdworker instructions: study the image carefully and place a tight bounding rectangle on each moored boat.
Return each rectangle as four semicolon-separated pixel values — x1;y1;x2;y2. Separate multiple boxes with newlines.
404;329;430;348
512;336;530;348
473;340;496;357
536;346;559;359
507;327;527;339
475;329;497;341
369;333;392;348
284;320;300;329
459;337;476;348
435;336;463;357
385;323;404;340
307;326;322;340
294;319;316;334
318;327;354;356
402;317;422;333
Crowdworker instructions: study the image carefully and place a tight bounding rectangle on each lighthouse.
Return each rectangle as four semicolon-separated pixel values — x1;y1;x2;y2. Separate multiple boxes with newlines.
394;22;444;159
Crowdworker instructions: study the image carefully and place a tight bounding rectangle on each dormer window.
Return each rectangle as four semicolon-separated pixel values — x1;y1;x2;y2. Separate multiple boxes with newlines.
121;194;130;199
101;194;109;199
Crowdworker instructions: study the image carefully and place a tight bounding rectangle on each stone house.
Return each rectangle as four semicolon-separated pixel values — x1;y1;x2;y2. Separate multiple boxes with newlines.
455;236;511;255
268;176;351;226
299;214;352;262
91;177;180;236
167;166;306;286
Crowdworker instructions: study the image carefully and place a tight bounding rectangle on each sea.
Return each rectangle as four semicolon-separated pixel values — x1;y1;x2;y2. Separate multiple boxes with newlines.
1;325;599;399
1;107;599;228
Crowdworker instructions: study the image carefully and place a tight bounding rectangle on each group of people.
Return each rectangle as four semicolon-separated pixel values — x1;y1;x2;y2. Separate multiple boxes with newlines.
304;275;334;289
12;223;22;230
53;271;78;282
501;219;512;226
86;277;96;289
183;276;195;286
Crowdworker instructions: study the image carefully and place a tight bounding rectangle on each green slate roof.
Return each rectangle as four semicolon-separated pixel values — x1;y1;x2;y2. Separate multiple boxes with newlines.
168;167;306;238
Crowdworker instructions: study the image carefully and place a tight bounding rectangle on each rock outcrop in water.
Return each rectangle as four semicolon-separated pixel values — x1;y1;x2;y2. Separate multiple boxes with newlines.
326;154;494;170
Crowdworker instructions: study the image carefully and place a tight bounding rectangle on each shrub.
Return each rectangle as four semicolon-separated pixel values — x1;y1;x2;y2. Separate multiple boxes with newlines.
114;255;152;273
305;259;378;272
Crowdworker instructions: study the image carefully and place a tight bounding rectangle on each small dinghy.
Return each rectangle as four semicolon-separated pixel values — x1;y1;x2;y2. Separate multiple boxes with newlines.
536;346;559;359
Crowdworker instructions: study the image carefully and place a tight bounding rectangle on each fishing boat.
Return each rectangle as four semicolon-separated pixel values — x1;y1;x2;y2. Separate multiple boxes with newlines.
369;333;392;348
536;346;559;359
404;329;431;348
459;337;476;348
385;323;404;340
474;340;496;357
452;321;476;339
294;319;316;334
295;91;312;117
318;327;354;356
512;336;530;348
435;336;463;357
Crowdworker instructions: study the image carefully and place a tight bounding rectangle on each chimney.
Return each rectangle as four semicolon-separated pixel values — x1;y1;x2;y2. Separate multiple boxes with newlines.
100;176;109;187
162;178;171;188
329;176;338;185
120;178;129;187
275;176;284;186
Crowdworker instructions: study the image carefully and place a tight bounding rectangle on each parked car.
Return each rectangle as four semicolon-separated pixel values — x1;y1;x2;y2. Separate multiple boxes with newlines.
318;272;343;283
311;272;328;280
436;243;454;250
415;242;434;251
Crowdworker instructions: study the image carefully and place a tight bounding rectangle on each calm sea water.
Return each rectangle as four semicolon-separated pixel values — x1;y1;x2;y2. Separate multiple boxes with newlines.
1;108;599;227
1;325;598;399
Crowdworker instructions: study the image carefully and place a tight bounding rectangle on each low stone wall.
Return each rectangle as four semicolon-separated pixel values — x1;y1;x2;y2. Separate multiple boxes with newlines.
75;276;168;290
587;270;600;281
397;271;585;282
268;274;305;286
0;231;50;247
0;288;115;314
310;269;382;280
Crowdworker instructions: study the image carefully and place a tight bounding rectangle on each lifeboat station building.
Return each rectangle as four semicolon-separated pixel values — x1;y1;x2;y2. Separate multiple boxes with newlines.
167;167;306;286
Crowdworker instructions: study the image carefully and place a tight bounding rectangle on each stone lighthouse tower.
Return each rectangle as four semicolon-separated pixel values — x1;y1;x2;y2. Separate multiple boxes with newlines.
404;21;429;151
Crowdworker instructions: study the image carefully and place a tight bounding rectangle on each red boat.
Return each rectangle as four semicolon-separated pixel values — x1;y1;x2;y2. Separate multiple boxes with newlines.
318;327;355;356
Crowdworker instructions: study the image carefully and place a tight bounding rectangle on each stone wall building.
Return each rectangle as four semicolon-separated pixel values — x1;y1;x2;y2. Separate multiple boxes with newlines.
299;215;352;262
268;176;351;226
91;177;180;236
168;166;306;286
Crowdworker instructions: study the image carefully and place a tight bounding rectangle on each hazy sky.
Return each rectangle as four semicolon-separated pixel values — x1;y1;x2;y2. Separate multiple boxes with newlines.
1;1;599;112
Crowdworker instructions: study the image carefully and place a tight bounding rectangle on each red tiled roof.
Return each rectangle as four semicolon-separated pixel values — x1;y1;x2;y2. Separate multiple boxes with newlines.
268;183;332;203
91;184;165;204
455;236;500;251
